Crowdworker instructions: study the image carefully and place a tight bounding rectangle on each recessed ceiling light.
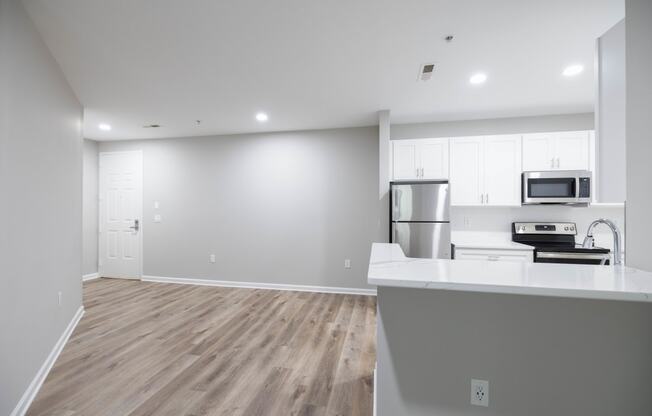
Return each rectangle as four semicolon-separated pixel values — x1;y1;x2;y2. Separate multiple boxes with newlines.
469;73;487;85
98;123;112;131
563;64;584;77
255;112;268;122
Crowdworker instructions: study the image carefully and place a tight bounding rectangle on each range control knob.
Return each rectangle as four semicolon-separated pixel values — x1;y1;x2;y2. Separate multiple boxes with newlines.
564;226;569;231
570;226;575;231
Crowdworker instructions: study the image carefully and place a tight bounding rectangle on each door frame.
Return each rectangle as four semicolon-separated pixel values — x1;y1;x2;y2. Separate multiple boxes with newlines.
98;150;144;280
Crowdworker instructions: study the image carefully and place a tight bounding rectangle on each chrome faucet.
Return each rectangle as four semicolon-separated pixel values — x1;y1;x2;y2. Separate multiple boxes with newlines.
582;219;622;265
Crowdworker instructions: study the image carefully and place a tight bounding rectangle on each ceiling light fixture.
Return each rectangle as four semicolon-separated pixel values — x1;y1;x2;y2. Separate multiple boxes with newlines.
98;123;112;131
469;73;487;85
255;112;268;122
563;64;584;77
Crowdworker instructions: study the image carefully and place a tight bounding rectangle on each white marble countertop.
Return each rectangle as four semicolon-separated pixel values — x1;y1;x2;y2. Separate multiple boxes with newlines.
368;243;652;302
452;231;534;251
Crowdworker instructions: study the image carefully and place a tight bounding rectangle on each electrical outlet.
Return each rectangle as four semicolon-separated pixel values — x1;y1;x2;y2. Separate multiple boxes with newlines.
209;254;216;263
154;214;162;223
58;291;62;306
464;216;471;228
471;379;489;407
344;259;351;269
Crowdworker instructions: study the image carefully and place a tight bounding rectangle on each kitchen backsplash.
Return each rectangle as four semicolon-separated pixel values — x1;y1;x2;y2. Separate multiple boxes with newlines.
451;204;625;252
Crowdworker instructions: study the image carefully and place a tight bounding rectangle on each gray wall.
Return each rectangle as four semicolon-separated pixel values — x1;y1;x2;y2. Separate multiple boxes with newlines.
0;0;83;414
596;20;626;203
391;113;594;140
377;288;652;416
625;0;652;272
98;126;379;289
83;139;99;276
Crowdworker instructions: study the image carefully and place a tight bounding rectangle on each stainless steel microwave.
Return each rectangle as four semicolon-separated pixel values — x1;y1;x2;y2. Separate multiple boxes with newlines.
522;170;592;205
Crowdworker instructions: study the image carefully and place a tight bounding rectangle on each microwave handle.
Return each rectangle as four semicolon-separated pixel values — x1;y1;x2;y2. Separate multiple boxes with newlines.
575;176;581;198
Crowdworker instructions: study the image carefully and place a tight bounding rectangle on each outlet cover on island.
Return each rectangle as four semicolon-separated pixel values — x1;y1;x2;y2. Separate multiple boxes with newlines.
471;379;489;407
344;259;351;269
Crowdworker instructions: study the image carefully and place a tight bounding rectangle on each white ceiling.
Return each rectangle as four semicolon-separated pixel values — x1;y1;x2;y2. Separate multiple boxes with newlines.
23;0;624;140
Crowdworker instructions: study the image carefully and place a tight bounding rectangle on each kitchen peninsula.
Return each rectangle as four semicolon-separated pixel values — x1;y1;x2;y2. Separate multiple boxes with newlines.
370;243;652;416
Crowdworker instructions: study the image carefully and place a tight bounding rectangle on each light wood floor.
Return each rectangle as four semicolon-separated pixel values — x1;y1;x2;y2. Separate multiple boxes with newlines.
28;278;376;416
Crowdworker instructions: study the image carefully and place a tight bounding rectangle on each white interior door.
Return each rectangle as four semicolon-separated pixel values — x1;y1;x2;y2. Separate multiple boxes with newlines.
99;151;143;279
419;138;450;179
392;140;419;180
449;137;484;205
483;135;522;206
522;133;555;171
556;131;590;170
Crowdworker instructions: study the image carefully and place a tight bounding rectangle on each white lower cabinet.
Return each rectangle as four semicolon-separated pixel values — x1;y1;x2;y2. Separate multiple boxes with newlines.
449;135;522;206
454;248;533;263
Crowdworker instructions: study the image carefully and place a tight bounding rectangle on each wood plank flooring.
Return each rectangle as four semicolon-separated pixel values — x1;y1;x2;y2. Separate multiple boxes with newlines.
27;279;376;416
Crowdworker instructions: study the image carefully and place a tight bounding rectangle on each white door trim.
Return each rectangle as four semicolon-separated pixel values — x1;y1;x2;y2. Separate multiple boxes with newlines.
98;150;144;279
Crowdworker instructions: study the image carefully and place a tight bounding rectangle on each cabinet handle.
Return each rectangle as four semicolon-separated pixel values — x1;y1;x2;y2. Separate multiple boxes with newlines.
421;167;424;177
480;194;484;204
556;157;560;168
485;193;489;204
415;168;419;178
550;158;555;168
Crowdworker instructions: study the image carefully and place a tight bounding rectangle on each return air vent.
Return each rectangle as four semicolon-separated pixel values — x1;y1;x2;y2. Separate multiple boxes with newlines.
418;63;436;81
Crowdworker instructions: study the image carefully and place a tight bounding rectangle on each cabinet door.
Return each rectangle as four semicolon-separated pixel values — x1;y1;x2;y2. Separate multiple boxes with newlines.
419;138;449;179
392;140;419;180
555;131;589;170
483;135;522;206
450;137;484;205
522;133;555;171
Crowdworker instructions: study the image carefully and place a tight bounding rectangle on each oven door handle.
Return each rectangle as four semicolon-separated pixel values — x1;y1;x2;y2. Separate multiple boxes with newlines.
537;252;611;261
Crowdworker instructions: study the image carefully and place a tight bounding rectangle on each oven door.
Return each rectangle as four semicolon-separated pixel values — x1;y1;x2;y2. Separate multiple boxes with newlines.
522;171;591;204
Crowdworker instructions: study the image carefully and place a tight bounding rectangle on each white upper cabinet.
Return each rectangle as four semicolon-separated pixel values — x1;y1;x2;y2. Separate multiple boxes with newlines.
450;135;522;206
419;138;449;179
522;133;556;171
449;137;484;205
555;131;590;170
522;131;590;171
392;138;449;180
483;135;522;206
392;140;419;180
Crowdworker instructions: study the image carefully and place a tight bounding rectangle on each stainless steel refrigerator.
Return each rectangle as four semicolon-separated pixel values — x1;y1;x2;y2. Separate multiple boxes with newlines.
390;181;451;259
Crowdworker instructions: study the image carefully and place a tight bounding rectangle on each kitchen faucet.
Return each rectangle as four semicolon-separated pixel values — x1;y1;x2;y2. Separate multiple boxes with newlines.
582;219;622;265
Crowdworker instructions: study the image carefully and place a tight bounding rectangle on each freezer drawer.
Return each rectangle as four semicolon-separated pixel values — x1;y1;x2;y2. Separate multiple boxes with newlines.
391;222;451;259
391;182;450;222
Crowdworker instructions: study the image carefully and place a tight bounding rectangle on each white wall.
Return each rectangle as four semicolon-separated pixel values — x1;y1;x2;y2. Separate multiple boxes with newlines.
82;139;99;276
596;20;626;203
98;126;379;290
391;113;594;140
0;0;83;414
452;205;625;254
625;0;652;272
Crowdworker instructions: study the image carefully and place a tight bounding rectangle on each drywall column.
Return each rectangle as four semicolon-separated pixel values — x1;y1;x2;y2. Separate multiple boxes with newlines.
378;110;390;243
596;20;626;203
625;0;652;271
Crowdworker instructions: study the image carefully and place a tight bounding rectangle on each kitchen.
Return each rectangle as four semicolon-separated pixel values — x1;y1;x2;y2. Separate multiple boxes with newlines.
372;12;652;416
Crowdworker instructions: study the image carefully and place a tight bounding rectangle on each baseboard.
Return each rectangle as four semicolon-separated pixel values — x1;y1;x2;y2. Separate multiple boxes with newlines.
82;272;99;281
141;275;377;296
10;305;85;416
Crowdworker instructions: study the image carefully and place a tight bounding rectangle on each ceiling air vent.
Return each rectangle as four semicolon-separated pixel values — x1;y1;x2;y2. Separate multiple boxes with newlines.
418;63;436;81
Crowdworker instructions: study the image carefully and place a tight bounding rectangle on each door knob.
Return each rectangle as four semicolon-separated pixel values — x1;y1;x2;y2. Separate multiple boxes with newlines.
129;219;140;232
